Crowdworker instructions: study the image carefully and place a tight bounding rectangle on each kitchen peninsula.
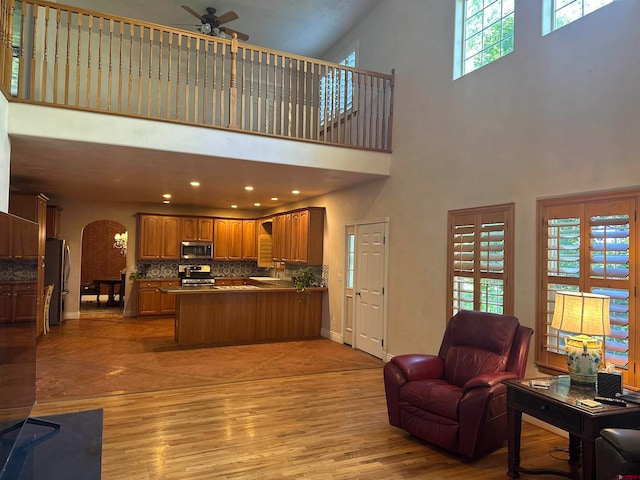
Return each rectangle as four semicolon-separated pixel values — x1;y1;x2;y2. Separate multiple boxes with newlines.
161;278;327;346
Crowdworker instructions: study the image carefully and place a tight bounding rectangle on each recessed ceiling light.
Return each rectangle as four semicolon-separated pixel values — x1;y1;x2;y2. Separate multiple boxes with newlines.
231;204;238;209
270;197;278;201
253;202;261;207
190;181;200;187
245;186;254;191
163;200;171;204
291;190;300;195
162;194;172;199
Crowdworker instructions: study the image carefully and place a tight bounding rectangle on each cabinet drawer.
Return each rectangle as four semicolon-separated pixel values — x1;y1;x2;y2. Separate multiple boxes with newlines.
139;281;162;289
511;388;582;432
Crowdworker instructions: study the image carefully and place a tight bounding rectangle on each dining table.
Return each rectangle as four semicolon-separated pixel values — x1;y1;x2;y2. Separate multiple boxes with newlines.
93;278;123;307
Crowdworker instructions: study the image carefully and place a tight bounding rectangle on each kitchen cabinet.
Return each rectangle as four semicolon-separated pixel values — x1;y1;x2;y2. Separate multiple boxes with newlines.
241;220;257;260
136;279;179;316
46;205;62;238
137;215;181;260
181;217;214;242
0;283;38;323
214;218;243;260
272;208;324;265
0;214;39;259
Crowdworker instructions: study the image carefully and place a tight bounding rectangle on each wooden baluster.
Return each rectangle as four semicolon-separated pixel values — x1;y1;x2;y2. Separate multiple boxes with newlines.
166;32;172;119
175;33;181;120
194;37;200;123
375;76;380;149
258;51;263;133
240;46;246;129
117;21;123;112
247;49;253;131
356;71;362;147
147;27;153;117
30;5;37;100
185;34;190;121
64;9;71;105
86;14;92;107
41;6;49;102
127;23;133;113
281;55;286;136
75;13;82;106
369;74;374;149
265;53;270;133
228;33;238;128
381;77;387;151
156;28;162;117
137;25;143;114
221;40;226;127
202;40;208;124
107;19;114;111
343;67;349;145
272;54;277;134
295;58;300;139
351;68;357;146
97;17;103;110
53;9;60;104
211;39;217;126
301;60;307;140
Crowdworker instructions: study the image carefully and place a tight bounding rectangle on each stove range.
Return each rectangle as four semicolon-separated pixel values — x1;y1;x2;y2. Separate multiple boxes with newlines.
179;264;216;286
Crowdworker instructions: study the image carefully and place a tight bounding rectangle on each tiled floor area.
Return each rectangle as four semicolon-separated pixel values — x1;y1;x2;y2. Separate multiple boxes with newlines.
36;313;384;402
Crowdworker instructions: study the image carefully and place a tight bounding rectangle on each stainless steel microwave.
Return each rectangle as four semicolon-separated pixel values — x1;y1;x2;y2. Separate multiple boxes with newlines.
180;241;213;259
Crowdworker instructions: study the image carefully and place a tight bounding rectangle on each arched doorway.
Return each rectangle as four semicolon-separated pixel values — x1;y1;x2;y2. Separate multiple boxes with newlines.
80;220;127;314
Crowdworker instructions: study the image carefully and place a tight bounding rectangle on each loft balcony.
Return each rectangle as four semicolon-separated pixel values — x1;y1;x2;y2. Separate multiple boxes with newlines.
0;0;394;153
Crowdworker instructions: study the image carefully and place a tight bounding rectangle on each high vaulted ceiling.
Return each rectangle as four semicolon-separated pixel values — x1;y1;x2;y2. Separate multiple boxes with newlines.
8;0;388;211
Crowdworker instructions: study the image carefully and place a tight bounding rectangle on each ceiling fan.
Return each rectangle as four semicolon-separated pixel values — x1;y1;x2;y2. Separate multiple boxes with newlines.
181;5;249;41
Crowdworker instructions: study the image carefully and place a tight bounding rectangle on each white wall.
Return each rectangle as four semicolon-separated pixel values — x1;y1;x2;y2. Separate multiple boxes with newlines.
0;94;9;212
316;0;640;359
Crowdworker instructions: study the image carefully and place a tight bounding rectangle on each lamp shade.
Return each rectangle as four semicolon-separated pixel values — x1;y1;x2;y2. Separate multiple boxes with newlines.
551;291;611;336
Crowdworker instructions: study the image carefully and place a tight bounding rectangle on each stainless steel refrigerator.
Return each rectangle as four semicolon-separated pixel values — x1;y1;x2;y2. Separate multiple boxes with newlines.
44;238;70;325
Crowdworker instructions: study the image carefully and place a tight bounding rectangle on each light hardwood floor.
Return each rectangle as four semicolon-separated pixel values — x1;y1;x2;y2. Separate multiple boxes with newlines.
32;366;574;479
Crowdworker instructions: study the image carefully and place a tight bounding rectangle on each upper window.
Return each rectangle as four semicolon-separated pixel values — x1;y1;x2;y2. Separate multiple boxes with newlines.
320;48;356;125
543;0;615;34
447;203;514;318
454;0;515;78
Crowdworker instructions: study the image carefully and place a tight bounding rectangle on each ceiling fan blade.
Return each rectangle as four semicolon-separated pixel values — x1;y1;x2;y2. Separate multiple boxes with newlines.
181;5;205;23
220;26;249;41
215;11;239;25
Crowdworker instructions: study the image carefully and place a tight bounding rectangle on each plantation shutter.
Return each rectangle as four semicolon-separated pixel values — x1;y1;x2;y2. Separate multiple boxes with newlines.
448;204;513;317
538;195;637;387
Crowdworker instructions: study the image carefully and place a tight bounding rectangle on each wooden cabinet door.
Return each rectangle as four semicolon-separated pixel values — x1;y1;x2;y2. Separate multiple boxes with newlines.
159;280;177;314
290;211;301;263
161;217;181;259
272;214;288;262
0;215;12;259
181;217;198;241
214;219;229;260
0;285;12;322
13;283;38;322
296;210;310;264
137;282;161;316
138;215;162;259
12;218;39;259
228;219;243;260
198;218;214;242
242;220;257;260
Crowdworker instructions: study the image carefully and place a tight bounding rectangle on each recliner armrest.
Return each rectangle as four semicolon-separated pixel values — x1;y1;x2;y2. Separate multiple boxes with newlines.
463;372;518;391
391;354;443;382
600;428;640;463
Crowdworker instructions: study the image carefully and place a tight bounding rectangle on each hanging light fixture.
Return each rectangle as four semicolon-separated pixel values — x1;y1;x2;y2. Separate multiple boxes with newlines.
113;231;128;255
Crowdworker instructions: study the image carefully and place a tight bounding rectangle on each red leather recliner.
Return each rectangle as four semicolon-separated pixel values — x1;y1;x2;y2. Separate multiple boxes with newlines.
383;310;533;460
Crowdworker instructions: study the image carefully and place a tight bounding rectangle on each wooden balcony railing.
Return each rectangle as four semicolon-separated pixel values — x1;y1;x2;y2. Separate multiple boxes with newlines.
0;0;394;152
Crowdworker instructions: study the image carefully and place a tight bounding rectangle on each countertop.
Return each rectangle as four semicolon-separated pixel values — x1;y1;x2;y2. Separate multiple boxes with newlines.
159;277;328;294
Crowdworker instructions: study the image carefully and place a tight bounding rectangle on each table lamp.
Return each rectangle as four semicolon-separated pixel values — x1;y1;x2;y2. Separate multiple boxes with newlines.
551;291;610;385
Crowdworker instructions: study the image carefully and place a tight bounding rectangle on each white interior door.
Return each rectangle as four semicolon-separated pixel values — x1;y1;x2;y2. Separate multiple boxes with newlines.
352;222;387;359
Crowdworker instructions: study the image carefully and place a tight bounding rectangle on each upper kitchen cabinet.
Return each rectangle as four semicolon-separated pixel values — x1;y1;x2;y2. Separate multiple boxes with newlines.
181;217;214;242
241;220;257;260
0;213;39;260
137;215;181;260
273;208;324;265
46;205;63;238
214;219;243;260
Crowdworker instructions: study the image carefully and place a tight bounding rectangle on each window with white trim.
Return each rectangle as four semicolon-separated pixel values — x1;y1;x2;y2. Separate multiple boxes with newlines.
454;0;515;78
537;190;638;388
320;48;356;125
543;0;615;34
447;203;514;317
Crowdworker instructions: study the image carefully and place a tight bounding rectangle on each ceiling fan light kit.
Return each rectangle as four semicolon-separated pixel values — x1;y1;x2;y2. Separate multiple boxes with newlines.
181;5;249;41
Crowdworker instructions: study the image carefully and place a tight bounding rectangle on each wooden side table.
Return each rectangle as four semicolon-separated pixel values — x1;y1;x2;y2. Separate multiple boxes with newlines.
504;377;640;480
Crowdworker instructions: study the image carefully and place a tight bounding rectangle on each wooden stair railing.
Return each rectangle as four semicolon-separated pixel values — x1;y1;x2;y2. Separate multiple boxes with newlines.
0;0;394;152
